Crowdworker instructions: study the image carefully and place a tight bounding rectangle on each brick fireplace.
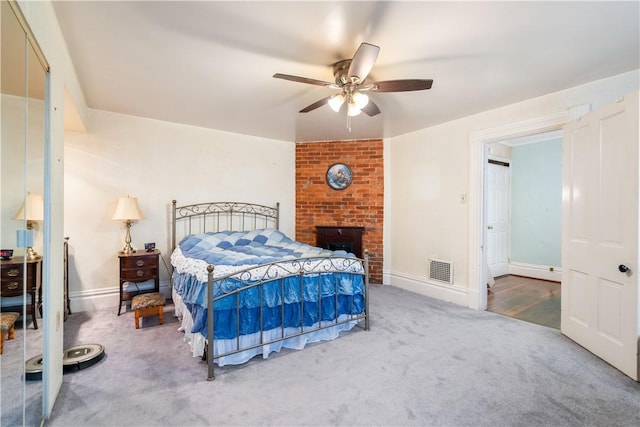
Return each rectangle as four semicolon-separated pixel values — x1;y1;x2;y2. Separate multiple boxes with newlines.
295;139;383;284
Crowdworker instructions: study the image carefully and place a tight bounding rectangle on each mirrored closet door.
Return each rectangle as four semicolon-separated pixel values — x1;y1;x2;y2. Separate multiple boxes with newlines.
1;0;47;424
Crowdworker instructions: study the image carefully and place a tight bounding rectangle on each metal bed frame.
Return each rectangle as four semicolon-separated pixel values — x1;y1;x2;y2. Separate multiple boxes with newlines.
171;200;370;380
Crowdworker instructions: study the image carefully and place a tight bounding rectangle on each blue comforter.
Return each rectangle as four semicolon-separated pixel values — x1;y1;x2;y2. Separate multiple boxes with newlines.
179;228;351;266
172;229;365;339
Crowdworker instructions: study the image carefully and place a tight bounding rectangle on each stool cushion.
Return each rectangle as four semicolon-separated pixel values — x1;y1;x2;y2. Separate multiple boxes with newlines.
1;312;20;331
131;293;165;310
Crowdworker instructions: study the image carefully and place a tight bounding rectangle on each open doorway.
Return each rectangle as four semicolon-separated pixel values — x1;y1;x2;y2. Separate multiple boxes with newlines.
468;105;589;312
485;131;562;329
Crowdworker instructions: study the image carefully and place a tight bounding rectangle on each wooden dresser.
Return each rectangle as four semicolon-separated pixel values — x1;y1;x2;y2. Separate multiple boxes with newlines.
0;256;42;329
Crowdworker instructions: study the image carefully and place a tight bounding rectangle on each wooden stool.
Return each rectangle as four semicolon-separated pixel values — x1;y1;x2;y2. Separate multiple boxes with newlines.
1;312;20;354
131;293;165;329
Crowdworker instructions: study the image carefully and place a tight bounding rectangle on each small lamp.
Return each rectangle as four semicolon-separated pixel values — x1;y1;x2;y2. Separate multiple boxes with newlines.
13;193;44;260
112;196;145;254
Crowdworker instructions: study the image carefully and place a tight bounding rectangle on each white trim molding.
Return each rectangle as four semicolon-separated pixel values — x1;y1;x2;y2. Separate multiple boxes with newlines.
508;261;562;282
390;272;469;307
69;280;172;313
468;105;589;310
382;268;392;286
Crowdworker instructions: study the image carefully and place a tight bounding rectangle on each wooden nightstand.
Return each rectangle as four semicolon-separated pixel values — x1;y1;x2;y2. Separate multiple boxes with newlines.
118;250;160;315
1;256;42;329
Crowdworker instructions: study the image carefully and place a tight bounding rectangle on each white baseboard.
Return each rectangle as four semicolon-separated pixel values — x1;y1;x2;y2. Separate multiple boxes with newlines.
69;281;172;313
508;262;561;282
70;272;474;313
466;286;483;310
382;269;392;286
390;272;468;307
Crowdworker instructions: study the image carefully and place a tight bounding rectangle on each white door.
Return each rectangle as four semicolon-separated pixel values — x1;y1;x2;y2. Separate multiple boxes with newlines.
487;161;510;277
562;91;639;380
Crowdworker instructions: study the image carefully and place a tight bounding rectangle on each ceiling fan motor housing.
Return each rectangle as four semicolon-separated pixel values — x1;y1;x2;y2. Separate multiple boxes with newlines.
332;59;352;85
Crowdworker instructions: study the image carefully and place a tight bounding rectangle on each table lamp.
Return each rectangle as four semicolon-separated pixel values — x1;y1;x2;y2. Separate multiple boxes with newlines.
112;196;145;254
13;193;44;260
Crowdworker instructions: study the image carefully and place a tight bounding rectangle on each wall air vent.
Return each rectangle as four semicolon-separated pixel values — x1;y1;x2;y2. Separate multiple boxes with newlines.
429;258;453;284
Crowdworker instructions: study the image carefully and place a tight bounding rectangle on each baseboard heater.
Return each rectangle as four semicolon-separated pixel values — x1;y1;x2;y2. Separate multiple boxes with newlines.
429;258;453;284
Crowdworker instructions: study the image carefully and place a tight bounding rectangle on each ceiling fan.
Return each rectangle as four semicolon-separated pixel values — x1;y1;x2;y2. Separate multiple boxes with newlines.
273;42;433;124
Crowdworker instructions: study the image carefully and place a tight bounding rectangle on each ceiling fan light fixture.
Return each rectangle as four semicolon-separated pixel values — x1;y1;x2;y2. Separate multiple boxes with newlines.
328;93;345;112
347;102;362;117
352;91;369;109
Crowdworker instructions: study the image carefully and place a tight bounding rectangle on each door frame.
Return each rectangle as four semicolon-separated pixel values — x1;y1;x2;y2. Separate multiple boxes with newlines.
467;105;590;309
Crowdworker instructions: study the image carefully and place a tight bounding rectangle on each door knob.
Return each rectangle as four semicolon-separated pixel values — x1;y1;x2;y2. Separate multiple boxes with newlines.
487;225;493;230
618;264;630;273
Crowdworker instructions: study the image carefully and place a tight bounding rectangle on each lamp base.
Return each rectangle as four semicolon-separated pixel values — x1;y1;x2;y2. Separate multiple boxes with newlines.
26;247;39;260
121;220;135;254
121;244;135;255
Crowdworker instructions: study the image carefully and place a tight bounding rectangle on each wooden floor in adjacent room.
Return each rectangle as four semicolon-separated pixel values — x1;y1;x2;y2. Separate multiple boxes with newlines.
487;275;561;330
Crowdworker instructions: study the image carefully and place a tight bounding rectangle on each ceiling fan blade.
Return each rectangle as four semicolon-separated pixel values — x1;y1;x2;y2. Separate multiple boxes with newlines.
299;95;333;113
273;73;335;87
361;99;381;117
372;79;433;92
347;42;380;83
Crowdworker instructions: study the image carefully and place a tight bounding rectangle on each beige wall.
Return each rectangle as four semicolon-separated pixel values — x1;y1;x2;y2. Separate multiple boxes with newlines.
388;70;639;306
64;109;295;311
389;117;470;301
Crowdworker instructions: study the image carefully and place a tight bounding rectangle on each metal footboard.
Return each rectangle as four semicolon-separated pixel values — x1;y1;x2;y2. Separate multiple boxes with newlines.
205;251;370;380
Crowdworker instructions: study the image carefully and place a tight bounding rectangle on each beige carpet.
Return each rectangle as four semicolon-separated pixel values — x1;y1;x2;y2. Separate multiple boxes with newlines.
2;284;639;426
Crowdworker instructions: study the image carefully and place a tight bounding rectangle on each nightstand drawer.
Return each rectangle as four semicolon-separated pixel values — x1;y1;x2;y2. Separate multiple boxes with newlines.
120;268;157;281
1;265;23;280
120;256;158;270
2;269;37;291
1;279;23;297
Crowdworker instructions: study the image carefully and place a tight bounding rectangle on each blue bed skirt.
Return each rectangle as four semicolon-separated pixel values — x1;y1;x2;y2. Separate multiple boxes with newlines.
173;270;365;339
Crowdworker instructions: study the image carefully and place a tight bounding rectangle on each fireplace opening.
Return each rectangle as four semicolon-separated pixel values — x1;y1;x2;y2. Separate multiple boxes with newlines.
315;226;364;258
326;242;353;253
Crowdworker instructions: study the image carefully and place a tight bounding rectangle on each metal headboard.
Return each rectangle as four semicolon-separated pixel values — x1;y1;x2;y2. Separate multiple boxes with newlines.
171;200;280;251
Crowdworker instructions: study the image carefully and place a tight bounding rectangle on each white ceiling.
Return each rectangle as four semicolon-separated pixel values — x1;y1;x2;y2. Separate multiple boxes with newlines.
51;1;639;142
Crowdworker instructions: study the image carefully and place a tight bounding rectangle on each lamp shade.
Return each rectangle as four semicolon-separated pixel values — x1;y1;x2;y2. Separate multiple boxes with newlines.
112;196;145;221
13;193;44;222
